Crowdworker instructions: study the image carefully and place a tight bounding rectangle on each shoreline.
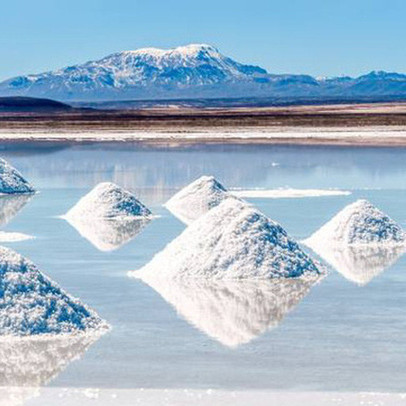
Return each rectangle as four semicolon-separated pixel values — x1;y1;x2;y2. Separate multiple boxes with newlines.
3;102;406;146
1;127;406;146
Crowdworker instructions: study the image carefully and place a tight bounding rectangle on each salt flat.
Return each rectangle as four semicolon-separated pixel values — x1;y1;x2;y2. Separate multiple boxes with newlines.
20;388;406;406
1;143;406;401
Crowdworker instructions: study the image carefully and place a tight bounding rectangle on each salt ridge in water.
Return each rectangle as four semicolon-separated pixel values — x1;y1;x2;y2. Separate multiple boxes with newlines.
0;231;33;242
164;175;237;224
0;246;108;337
65;182;151;219
232;188;351;199
304;199;406;248
0;159;35;195
132;199;323;280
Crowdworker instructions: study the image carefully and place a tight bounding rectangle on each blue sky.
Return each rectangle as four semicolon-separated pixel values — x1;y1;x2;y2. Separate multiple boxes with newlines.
0;0;404;80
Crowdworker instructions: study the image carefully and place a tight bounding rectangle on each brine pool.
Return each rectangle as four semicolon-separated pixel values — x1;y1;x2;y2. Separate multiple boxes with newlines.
1;142;406;399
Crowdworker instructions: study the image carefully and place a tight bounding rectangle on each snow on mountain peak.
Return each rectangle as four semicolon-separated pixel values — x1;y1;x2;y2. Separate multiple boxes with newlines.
109;43;227;72
124;44;219;58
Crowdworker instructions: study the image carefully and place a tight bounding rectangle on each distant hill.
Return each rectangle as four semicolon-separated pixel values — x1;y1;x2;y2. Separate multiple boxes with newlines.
0;44;406;102
0;96;73;112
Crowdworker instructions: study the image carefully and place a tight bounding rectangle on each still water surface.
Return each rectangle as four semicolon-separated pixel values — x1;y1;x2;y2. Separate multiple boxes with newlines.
1;142;406;392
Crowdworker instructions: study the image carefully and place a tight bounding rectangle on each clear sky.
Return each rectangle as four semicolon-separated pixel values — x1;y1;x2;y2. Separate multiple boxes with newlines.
0;0;405;80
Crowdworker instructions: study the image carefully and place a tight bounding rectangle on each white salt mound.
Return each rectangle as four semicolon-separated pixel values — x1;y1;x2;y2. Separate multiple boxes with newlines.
0;159;35;195
0;246;108;337
164;175;237;224
65;182;151;219
142;278;321;348
304;199;406;248
131;199;323;280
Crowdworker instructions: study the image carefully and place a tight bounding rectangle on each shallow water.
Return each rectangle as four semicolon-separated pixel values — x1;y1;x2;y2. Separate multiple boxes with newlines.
1;142;406;393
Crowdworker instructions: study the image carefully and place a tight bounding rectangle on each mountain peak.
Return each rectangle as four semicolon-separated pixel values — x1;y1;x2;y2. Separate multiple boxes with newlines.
119;43;220;60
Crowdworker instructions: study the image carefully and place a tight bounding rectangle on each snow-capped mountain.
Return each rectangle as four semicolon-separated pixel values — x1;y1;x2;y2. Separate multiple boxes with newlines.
0;44;406;101
0;44;274;100
0;44;320;101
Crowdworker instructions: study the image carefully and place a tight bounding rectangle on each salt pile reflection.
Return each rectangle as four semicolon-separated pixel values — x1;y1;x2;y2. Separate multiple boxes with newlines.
0;333;102;406
65;216;151;251
142;277;322;348
0;195;33;227
309;244;405;285
0;195;34;242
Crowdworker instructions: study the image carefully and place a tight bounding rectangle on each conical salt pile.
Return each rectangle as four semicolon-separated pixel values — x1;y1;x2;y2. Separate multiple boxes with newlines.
0;158;35;195
131;199;323;280
165;175;237;224
0;246;108;337
65;182;151;219
304;199;406;248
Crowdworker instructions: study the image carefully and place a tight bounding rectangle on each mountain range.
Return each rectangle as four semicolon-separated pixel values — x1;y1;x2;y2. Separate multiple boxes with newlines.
1;44;406;102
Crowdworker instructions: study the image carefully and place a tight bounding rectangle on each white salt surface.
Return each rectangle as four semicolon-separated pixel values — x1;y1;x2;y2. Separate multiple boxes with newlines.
2;127;406;142
165;175;237;224
304;199;406;248
0;158;35;195
132;199;323;280
65;182;151;220
0;231;33;242
141;278;321;347
0;245;108;336
18;388;406;406
232;188;351;199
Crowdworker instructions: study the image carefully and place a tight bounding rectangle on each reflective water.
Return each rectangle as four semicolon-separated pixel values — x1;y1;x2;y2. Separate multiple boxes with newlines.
0;143;406;393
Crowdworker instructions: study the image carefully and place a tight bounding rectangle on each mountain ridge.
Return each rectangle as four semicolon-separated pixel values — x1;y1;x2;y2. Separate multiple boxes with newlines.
1;44;406;101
